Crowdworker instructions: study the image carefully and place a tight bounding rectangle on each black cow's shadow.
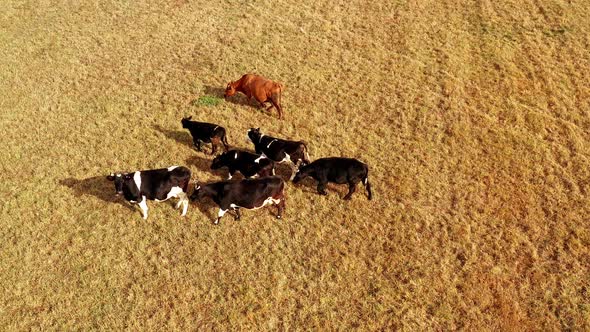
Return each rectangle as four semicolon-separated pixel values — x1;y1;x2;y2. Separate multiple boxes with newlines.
291;176;322;195
185;155;217;175
152;124;193;149
59;176;135;211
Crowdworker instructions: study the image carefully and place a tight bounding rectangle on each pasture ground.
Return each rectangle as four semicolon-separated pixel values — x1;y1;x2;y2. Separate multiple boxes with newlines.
1;0;589;329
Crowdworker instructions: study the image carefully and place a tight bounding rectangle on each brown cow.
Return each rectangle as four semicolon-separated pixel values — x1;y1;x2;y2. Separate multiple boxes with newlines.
225;74;284;119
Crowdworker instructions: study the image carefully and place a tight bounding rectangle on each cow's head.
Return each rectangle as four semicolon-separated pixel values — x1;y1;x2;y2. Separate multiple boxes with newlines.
211;152;230;170
106;173;132;195
181;116;192;128
190;183;204;201
224;82;236;99
247;128;262;144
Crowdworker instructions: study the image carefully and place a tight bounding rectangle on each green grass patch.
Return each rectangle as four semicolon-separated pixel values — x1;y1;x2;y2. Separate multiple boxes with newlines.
194;95;223;107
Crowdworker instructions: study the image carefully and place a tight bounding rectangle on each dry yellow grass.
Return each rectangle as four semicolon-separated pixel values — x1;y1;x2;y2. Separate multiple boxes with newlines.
1;0;589;330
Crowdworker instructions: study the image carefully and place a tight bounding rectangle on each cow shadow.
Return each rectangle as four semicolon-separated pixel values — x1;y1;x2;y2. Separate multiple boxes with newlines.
152;124;193;148
59;176;135;211
203;85;258;108
291;176;322;195
185;155;217;175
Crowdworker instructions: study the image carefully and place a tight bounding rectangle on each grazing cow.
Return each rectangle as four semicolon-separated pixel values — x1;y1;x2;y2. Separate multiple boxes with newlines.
190;176;285;224
211;150;275;180
292;157;372;200
106;166;191;219
181;116;229;155
247;128;310;180
225;74;284;119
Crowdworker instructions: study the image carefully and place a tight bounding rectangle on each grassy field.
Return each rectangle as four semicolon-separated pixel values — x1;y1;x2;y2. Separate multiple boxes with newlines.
1;0;589;329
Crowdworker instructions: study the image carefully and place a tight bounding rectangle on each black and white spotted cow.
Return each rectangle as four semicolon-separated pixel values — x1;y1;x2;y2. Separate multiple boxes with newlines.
106;166;191;219
210;150;275;180
246;128;310;180
292;157;372;200
190;176;285;224
181;116;229;155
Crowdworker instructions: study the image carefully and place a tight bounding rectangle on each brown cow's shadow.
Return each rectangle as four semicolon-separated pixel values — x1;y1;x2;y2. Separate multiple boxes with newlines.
59;176;135;211
203;85;260;109
152;124;193;149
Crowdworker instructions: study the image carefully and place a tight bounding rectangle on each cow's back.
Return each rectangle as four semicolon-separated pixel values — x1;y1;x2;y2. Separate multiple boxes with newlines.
242;74;277;94
223;177;284;208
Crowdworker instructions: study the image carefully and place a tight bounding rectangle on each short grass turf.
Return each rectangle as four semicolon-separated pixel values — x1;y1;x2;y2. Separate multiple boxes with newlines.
1;0;590;330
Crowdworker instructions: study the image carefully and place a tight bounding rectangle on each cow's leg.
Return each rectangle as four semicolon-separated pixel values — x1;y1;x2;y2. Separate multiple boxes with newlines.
234;207;241;220
138;195;148;220
289;160;301;181
211;137;221;155
177;192;188;216
215;208;226;225
343;182;357;200
317;181;328;196
269;97;282;119
276;197;285;219
194;139;203;151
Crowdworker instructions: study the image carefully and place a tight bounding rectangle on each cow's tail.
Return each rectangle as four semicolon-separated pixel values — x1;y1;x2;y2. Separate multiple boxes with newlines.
363;165;372;200
221;129;230;151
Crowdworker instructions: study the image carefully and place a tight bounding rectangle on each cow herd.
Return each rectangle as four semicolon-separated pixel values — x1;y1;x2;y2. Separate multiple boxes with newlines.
107;74;372;224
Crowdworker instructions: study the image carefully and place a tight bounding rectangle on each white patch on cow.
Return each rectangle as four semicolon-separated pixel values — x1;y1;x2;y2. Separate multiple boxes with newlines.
228;197;279;211
138;195;148;220
215;209;226;224
280;154;291;164
116;174;121;178
266;139;277;148
168;166;178;171
254;154;265;164
213;125;219;132
272;167;276;175
133;171;142;191
155;186;183;202
251;173;259;179
227;174;233;180
235;151;238;159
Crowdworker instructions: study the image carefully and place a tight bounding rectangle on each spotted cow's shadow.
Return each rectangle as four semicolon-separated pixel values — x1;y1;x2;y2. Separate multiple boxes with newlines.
59;176;135;211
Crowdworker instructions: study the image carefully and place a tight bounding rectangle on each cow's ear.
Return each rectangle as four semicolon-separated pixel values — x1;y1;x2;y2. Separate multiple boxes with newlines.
106;173;115;181
187;116;192;120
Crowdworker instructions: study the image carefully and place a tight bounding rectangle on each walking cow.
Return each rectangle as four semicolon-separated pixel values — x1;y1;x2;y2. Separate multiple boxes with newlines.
225;74;284;119
181;116;229;155
247;128;310;180
292;157;372;200
107;166;191;219
190;176;286;225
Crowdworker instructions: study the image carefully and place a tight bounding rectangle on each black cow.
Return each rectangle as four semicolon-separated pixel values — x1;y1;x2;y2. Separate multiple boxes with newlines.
247;128;310;180
181;116;229;155
190;176;285;224
211;150;275;180
293;157;372;200
106;166;191;219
